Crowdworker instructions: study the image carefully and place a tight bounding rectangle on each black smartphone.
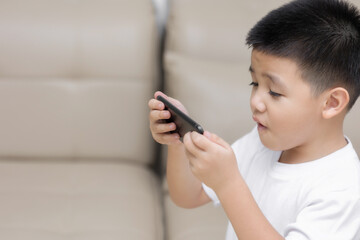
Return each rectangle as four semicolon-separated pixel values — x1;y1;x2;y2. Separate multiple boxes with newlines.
156;95;204;140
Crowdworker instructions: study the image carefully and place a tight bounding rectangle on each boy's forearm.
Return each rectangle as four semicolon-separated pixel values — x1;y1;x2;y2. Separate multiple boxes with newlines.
217;176;284;240
166;145;210;208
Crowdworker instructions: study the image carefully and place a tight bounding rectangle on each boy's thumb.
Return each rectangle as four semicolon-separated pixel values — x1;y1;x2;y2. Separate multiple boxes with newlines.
203;131;229;149
204;131;212;139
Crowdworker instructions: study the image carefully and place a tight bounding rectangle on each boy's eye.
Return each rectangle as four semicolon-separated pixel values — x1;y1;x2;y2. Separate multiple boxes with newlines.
250;82;282;97
269;90;282;97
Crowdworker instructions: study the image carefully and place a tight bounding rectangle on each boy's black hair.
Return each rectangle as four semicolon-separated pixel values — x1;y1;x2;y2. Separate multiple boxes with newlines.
246;0;360;110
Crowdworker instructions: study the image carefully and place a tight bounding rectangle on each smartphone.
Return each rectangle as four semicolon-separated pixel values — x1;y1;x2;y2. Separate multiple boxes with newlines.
156;95;204;140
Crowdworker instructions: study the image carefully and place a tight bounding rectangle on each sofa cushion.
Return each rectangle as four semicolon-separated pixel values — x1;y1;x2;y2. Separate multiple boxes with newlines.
166;0;289;62
0;0;157;80
165;195;227;240
0;160;163;240
0;0;158;165
0;78;154;164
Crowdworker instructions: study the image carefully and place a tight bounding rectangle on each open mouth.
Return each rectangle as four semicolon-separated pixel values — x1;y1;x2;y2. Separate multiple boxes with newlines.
253;116;267;131
257;122;267;131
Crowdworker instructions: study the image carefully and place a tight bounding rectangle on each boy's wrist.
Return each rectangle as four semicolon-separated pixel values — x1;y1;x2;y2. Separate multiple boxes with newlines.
168;143;184;152
215;174;246;201
167;144;186;161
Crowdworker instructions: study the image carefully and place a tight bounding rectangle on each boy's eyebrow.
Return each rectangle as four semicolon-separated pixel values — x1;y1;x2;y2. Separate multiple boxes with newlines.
249;65;287;91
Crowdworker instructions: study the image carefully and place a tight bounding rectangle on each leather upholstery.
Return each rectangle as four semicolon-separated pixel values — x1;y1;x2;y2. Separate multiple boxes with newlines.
0;161;162;239
0;0;158;163
0;0;162;239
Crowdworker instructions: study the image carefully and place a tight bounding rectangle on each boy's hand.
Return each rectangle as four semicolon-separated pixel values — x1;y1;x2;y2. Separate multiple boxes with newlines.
148;91;187;145
183;131;240;194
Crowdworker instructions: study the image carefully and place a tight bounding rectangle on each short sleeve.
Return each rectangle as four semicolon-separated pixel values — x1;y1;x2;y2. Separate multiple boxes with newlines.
202;182;220;206
284;189;360;240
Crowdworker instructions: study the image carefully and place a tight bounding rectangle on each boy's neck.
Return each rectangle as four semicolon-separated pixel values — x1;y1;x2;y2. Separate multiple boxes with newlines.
279;122;348;164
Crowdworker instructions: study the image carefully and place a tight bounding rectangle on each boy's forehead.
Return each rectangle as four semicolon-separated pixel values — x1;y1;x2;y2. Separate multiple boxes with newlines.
249;49;317;95
251;49;298;67
250;50;304;83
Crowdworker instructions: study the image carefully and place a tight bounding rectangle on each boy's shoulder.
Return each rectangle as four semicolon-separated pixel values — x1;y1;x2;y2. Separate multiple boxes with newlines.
308;139;360;194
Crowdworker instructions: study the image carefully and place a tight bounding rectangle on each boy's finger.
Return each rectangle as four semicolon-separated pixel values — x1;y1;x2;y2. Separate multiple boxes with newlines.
183;132;202;156
204;131;229;149
152;122;176;134
154;91;167;99
149;110;171;121
190;131;211;151
160;132;181;144
148;99;165;110
154;91;187;113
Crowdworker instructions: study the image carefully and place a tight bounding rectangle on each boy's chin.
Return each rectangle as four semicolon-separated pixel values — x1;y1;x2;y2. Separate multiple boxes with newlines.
259;135;285;152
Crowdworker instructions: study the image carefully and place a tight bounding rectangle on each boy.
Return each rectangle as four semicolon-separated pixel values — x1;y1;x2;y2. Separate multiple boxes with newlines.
148;0;360;239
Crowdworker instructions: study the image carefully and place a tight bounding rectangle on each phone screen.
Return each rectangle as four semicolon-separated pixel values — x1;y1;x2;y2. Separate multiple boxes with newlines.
157;95;204;139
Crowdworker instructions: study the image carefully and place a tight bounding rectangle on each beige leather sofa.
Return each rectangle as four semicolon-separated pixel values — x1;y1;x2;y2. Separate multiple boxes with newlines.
0;0;359;240
0;0;162;239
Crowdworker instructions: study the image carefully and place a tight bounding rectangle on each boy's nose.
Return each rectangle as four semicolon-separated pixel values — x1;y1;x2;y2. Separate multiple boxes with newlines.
250;91;266;113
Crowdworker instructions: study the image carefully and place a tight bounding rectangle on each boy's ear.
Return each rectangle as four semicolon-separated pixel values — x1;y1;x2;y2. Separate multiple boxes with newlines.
322;87;349;119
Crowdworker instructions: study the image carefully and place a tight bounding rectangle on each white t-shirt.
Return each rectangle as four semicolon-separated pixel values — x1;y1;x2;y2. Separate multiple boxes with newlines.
203;127;360;240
